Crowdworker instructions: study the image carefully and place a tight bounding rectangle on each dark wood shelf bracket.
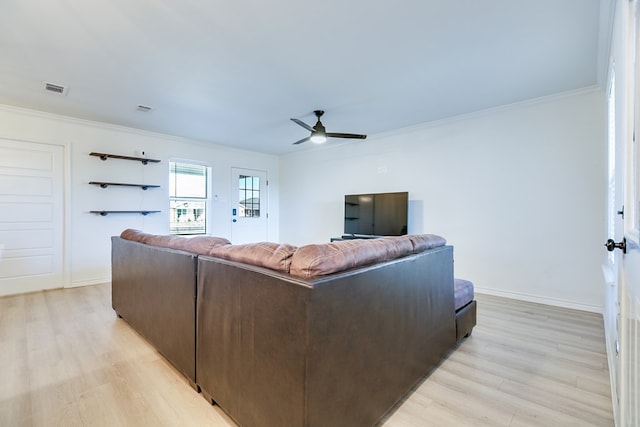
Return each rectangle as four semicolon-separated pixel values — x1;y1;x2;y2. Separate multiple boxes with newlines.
89;152;161;165
89;181;160;190
90;210;161;216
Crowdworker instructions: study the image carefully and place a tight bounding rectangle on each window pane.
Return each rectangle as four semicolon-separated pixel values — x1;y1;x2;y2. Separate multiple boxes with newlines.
170;200;206;235
169;175;176;197
171;162;207;198
170;161;208;235
238;175;260;218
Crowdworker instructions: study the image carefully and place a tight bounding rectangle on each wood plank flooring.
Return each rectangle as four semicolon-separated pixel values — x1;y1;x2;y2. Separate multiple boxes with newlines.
382;295;614;426
0;284;613;426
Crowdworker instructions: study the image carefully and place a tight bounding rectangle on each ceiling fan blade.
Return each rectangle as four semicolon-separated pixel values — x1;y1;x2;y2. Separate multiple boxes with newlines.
292;136;310;145
326;132;367;140
291;118;314;132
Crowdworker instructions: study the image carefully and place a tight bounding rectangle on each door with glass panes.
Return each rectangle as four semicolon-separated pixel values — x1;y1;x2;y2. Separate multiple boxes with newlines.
230;168;267;244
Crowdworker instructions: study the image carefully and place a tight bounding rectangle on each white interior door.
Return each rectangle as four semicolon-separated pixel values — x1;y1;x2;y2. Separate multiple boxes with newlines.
230;168;268;244
604;64;623;421
0;139;64;296
608;2;640;425
619;3;640;424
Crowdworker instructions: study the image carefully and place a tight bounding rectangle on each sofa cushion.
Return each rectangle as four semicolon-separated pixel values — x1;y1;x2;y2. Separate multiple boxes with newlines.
290;235;442;279
454;278;475;311
122;229;179;247
168;235;231;255
208;242;298;273
120;229;231;255
120;228;150;242
407;234;447;253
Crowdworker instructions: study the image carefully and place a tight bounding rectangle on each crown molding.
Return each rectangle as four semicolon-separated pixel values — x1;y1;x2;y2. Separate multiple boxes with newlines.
366;85;604;142
0;103;277;158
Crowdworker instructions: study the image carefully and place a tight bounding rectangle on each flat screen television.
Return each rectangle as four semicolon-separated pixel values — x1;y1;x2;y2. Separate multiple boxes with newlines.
344;191;408;237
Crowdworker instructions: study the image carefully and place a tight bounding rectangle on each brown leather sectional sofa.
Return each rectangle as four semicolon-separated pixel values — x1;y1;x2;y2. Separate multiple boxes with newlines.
111;230;471;426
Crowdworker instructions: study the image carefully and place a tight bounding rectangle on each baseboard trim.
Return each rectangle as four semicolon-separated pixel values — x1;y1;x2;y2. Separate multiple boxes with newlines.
67;277;110;288
475;286;602;314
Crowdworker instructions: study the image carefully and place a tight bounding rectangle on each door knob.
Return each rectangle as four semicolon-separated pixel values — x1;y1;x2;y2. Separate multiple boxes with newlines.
605;238;626;253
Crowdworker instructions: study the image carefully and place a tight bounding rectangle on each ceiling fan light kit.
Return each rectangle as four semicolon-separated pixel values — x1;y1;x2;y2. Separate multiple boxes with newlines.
310;133;327;144
290;110;366;145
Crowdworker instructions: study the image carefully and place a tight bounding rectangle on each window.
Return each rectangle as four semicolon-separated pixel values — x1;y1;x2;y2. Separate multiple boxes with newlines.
169;161;208;235
238;175;260;217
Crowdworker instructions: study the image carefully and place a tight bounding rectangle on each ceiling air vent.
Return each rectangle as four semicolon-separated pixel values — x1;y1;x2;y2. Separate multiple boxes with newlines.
42;81;68;96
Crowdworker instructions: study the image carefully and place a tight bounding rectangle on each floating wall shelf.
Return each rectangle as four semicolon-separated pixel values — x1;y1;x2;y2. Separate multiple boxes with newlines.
89;181;160;190
89;152;161;165
88;152;161;215
90;210;161;216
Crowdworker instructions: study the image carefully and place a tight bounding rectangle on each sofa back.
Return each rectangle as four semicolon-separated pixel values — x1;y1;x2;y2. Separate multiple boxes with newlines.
111;236;199;387
112;230;455;425
119;229;446;278
195;245;456;427
120;228;231;255
289;234;446;278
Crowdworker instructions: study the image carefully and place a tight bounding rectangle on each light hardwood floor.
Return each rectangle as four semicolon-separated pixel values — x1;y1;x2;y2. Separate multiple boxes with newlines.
0;284;613;426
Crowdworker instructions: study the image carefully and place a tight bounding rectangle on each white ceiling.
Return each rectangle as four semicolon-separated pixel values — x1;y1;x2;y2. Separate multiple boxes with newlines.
0;0;611;155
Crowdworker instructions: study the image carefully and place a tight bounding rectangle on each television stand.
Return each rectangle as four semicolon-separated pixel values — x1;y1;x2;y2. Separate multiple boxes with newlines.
330;234;382;242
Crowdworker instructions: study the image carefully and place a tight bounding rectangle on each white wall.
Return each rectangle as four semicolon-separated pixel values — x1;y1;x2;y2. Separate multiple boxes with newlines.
0;88;607;310
0;104;279;288
280;89;606;311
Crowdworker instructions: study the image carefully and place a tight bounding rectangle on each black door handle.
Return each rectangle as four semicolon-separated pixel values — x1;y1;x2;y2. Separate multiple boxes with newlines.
605;238;626;253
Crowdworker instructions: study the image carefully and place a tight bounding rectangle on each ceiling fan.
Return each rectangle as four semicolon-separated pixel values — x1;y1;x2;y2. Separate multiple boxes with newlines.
290;110;367;145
